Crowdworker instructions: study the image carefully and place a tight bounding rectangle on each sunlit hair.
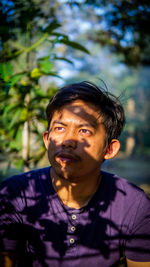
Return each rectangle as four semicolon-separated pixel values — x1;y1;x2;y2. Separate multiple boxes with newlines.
46;81;125;145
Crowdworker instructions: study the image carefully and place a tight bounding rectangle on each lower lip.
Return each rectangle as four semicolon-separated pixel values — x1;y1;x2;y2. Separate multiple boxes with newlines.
57;157;77;163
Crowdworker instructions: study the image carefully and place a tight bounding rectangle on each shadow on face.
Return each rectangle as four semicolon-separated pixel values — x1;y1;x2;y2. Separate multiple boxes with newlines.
43;100;120;183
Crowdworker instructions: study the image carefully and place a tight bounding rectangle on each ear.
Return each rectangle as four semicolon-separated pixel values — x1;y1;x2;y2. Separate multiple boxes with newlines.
104;139;120;160
43;131;49;150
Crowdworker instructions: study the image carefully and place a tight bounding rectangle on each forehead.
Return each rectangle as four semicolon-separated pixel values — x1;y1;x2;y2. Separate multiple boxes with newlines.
51;100;102;124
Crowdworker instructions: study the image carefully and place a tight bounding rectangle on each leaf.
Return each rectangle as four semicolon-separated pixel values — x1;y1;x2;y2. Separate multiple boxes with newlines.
37;56;49;61
3;102;23;115
20;108;28;121
30;68;42;78
33;88;46;97
9;140;21;151
47;72;64;80
39;60;53;74
0;63;13;81
8;109;21;129
11;123;23;140
54;56;74;65
49;32;69;39
60;39;89;54
43;21;61;34
10;73;25;86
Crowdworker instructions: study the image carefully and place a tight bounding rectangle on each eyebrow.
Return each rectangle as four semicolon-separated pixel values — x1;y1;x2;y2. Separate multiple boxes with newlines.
52;120;98;129
52;120;67;127
78;123;97;129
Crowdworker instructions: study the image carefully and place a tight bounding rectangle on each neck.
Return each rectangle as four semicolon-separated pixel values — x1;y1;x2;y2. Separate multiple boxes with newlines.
50;168;101;209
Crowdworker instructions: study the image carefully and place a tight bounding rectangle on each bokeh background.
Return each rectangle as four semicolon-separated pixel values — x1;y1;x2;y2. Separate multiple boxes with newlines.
0;0;150;196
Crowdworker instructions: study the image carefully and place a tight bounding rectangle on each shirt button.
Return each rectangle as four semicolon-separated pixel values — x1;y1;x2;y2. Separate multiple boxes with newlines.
71;226;76;232
72;214;76;220
70;238;75;244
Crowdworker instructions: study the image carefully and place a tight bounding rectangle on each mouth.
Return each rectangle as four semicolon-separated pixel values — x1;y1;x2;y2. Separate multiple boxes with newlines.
55;152;79;163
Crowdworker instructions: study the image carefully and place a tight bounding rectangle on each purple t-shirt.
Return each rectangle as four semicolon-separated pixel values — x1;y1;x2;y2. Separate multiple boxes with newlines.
0;167;150;267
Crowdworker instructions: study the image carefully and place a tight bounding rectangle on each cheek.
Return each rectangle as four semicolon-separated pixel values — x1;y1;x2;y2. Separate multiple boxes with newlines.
84;139;105;160
47;138;57;158
49;135;61;148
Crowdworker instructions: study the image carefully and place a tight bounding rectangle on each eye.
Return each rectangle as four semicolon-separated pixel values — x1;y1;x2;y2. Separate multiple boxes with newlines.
54;126;65;132
79;129;92;136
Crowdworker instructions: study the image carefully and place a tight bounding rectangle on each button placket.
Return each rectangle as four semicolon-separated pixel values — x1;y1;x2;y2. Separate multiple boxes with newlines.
71;214;77;220
67;213;77;246
71;226;76;232
69;238;75;244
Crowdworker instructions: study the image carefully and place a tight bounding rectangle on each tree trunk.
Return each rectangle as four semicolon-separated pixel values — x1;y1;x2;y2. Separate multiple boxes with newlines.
22;93;30;172
22;24;32;172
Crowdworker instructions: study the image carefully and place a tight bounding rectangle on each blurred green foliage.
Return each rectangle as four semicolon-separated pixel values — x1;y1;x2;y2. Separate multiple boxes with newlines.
0;0;89;171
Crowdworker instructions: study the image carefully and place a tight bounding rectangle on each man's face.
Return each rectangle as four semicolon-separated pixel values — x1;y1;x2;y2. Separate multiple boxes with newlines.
44;100;107;181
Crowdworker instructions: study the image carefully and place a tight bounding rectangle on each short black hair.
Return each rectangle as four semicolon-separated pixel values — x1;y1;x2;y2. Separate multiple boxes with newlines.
46;81;125;145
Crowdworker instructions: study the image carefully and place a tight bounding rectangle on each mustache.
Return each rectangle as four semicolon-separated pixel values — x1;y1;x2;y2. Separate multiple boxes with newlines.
54;150;81;161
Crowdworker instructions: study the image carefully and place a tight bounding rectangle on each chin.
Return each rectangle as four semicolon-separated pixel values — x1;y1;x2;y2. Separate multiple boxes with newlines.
50;158;74;175
53;164;78;181
57;170;76;181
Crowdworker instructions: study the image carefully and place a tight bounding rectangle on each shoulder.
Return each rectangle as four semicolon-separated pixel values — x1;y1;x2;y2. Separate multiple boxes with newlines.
0;167;51;227
0;167;50;198
101;170;148;197
101;170;150;213
100;171;150;250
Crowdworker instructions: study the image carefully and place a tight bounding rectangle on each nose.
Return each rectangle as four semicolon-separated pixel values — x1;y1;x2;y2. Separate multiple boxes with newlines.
62;131;77;149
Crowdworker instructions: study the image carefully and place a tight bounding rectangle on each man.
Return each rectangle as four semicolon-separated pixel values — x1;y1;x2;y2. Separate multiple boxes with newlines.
0;81;150;267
